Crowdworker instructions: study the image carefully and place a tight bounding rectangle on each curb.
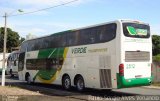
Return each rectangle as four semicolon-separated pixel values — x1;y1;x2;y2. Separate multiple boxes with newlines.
142;86;160;89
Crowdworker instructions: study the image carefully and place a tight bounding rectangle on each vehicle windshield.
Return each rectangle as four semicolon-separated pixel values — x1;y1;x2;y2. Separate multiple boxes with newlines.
123;23;150;38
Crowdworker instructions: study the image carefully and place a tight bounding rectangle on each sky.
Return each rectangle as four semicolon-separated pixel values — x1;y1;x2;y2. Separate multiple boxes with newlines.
0;0;160;38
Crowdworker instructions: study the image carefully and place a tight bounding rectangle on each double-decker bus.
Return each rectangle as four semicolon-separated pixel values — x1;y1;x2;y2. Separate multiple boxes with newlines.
18;20;152;91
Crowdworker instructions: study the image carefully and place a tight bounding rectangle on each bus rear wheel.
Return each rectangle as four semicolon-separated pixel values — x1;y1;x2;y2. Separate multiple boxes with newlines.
62;75;71;90
76;76;85;91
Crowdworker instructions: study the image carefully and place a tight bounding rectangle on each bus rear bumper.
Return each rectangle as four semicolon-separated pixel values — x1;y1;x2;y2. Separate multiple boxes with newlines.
117;73;153;89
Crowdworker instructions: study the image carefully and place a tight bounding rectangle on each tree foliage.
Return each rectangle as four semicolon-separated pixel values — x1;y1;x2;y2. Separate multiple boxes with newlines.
20;37;25;43
0;27;21;52
153;54;160;62
152;35;160;56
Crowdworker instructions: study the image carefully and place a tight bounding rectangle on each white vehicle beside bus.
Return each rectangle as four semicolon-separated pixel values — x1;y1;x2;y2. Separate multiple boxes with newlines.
0;53;10;74
7;51;20;77
18;20;152;91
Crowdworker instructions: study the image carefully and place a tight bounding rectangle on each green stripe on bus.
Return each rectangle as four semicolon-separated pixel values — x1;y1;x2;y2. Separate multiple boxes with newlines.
38;48;65;58
116;73;153;88
33;48;67;83
36;69;57;80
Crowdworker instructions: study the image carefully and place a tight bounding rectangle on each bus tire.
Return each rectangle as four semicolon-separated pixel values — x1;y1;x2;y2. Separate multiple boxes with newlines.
75;76;85;91
10;69;14;77
26;73;31;84
62;75;71;90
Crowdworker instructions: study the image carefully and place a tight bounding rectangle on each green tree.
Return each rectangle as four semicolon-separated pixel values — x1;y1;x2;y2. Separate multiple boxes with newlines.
0;27;20;52
20;37;25;43
152;35;160;56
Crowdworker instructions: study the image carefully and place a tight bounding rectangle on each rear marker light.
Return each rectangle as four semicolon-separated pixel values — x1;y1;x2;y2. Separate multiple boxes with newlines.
119;64;124;76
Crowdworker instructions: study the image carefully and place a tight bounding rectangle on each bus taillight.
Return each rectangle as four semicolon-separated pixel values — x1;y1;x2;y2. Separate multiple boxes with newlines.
119;64;124;76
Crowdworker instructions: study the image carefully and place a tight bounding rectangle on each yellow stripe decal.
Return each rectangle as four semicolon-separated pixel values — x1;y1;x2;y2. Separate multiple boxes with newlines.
37;47;69;84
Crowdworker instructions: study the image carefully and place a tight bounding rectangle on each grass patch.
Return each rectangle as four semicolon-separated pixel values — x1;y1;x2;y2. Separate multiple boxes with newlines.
0;85;21;89
151;82;160;87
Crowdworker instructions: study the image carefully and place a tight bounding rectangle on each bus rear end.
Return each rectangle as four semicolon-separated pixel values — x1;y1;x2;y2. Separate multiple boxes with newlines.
117;20;152;88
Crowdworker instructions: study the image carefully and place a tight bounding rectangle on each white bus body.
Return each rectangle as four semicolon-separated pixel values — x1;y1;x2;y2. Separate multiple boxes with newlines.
18;20;152;90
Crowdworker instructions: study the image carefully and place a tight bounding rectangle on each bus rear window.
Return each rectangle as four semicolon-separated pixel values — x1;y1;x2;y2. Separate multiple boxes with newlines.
123;23;150;38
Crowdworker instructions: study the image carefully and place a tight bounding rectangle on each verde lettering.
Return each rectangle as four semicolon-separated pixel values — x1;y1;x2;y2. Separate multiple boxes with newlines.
72;47;87;54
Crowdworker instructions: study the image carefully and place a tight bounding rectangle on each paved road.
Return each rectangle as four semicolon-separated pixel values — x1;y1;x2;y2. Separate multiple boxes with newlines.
3;75;160;95
0;75;160;101
113;87;160;95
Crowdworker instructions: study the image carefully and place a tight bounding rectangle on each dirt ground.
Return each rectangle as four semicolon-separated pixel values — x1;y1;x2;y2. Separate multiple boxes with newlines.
0;86;80;101
0;86;42;95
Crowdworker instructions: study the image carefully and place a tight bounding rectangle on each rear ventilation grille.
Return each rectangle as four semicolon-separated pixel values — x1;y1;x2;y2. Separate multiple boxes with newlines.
99;69;112;88
99;55;111;69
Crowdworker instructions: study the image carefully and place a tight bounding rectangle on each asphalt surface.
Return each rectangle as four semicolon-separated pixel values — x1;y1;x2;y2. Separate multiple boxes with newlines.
0;75;160;101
